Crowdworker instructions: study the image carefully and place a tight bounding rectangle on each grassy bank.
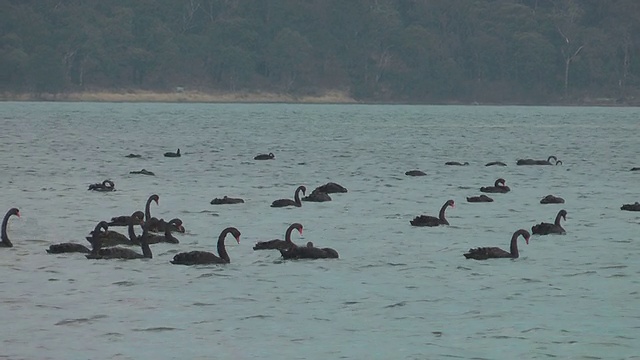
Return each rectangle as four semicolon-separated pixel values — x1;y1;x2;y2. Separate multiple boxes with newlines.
0;89;357;104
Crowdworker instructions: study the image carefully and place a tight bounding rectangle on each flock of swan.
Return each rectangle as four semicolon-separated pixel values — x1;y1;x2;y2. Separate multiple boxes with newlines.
2;152;637;263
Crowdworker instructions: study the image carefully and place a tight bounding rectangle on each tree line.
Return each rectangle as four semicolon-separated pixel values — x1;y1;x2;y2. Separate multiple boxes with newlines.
1;0;639;104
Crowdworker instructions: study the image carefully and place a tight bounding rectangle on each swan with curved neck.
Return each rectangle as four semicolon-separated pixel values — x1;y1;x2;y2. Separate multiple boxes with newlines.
254;152;275;160
410;200;454;226
86;211;145;246
532;209;567;235
464;229;531;260
87;222;152;260
253;223;303;250
271;185;306;208
88;180;115;191
1;208;20;248
480;178;510;193
171;227;241;265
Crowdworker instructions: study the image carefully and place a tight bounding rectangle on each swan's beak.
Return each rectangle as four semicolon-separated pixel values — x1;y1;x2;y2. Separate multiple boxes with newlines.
525;237;530;245
234;235;240;244
298;229;303;235
177;225;185;233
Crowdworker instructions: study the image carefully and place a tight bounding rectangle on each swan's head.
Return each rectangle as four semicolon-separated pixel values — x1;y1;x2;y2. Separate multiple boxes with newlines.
8;208;20;218
131;211;145;222
228;227;241;244
149;194;159;205
447;199;455;208
306;242;314;247
496;178;507;186
170;218;185;233
269;153;275;159
559;210;567;221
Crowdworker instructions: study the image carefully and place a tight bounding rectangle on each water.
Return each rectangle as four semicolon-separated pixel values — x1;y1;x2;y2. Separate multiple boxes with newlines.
0;102;639;359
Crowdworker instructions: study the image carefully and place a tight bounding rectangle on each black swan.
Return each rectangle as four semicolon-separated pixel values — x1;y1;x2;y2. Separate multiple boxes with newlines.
464;229;531;260
145;219;183;244
621;202;640;211
517;155;561;165
467;195;494;203
631;167;640;171
253;223;303;250
314;182;348;193
108;210;145;227
164;149;181;157
405;170;426;176
271;185;306;208
148;217;186;234
130;169;155;176
280;241;339;259
125;153;142;158
210;196;245;205
88;179;115;192
480;178;510;193
1;208;20;248
445;161;469;166
254;152;275;160
410;199;455;226
532;209;567;235
47;221;108;254
540;195;565;204
485;161;507;166
87;211;145;246
302;190;332;202
86;222;152;260
171;227;241;265
142;194;160;228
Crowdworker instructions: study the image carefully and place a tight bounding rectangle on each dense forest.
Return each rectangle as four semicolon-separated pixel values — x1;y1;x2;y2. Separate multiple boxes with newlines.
1;0;639;104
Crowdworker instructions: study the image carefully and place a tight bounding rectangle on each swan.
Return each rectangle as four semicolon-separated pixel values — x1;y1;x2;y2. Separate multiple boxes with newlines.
405;170;426;176
88;180;115;191
621;202;640;211
540;195;565;204
313;182;348;193
517;155;561;165
86;222;152;260
253;223;303;250
280;241;339;259
410;199;454;227
130;169;155;176
532;209;567;235
87;211;145;246
445;161;469;166
464;229;531;260
480;178;510;193
164;149;181;157
302;190;332;202
47;221;109;254
210;196;245;205
254;152;275;160
485;161;507;166
171;227;241;265
145;219;183;244
467;195;494;203
271;185;306;208
1;208;20;248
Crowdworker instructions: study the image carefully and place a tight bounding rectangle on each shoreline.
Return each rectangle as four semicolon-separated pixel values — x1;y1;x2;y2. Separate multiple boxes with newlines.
0;90;636;107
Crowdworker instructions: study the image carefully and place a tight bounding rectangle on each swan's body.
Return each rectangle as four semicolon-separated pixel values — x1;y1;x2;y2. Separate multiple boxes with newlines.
405;170;426;176
540;195;565;204
517;155;561;165
145;219;183;244
87;223;152;260
464;229;531;260
280;242;339;259
313;182;348;193
88;180;115;192
445;161;469;166
48;221;108;254
125;153;142;158
410;200;454;227
210;196;245;205
621;202;640;211
130;169;155;176
467;195;494;203
485;161;507;166
171;227;241;265
253;223;303;250
164;149;181;157
532;210;567;235
108;211;145;227
1;208;20;248
302;190;332;202
254;152;275;160
271;185;306;208
480;178;510;193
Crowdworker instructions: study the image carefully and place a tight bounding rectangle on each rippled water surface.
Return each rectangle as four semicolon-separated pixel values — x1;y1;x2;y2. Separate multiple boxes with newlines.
1;102;639;359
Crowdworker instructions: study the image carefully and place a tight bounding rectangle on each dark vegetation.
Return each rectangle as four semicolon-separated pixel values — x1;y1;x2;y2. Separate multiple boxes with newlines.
1;0;639;104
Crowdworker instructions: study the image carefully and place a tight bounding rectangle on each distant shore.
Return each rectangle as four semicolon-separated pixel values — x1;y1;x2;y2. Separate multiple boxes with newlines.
0;89;358;104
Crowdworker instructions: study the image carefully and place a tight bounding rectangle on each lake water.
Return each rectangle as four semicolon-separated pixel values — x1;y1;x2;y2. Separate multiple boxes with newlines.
0;102;639;359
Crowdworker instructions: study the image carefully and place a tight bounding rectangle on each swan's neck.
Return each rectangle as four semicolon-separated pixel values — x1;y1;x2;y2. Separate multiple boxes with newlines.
294;188;303;206
285;227;294;244
140;229;152;258
128;223;139;244
217;230;231;262
1;213;13;246
145;199;153;222
509;233;520;258
554;212;564;226
438;203;449;221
